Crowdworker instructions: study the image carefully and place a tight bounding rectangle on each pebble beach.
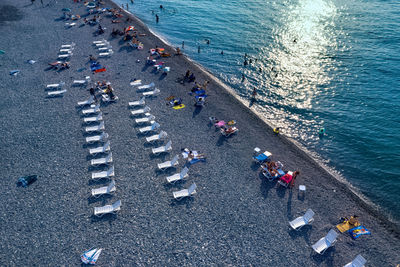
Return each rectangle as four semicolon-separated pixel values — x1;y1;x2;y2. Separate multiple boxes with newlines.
0;0;399;266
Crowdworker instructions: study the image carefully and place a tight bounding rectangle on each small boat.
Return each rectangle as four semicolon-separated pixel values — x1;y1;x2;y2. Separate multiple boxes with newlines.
81;248;102;265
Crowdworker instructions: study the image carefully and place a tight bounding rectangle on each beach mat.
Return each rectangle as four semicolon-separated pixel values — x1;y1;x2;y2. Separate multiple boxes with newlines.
172;104;185;110
336;221;360;233
94;68;106;73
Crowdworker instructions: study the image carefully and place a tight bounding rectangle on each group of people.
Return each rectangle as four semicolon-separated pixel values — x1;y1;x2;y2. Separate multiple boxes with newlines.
88;81;118;102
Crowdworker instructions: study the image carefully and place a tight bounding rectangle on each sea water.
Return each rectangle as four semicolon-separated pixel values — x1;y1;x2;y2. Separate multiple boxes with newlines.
117;0;400;222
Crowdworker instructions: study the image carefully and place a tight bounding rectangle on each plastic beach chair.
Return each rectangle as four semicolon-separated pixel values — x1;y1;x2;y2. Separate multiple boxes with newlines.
131;106;151;116
343;254;367;267
94;200;121;217
85;121;105;133
99;50;113;57
82;104;101;115
312;229;338;254
91;180;116;198
91;153;113;166
130;80;142;86
146;131;167;143
129;97;146;107
137;82;155;91
173;183;197;201
92;165;115;179
139;122;160;134
93;39;106;44
58;53;72;59
143;88;160;97
77;96;95;106
61;42;75;49
135;114;155;124
46;82;65;89
158;155;179;171
166;167;189;184
84;113;103;123
253;150;272;164
152;140;172;155
89;141;110;155
86;132;109;144
289;209;315;230
278;171;293;187
48;89;67;96
73;76;91;85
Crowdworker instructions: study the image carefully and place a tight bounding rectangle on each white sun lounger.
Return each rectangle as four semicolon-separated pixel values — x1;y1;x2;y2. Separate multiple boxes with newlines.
89;140;110;155
85;121;105;133
65;22;76;27
61;42;75;49
152;140;172;155
131;106;151;116
158;155;179;171
77;96;95;106
173;183;197;201
128;96;145;107
82;104;100;115
92;165;115;179
312;229;338;254
60;48;73;53
91;153;113;166
98;46;112;51
48;89;67;96
343;255;367;267
139;122;160;133
130;80;142;86
146;131;168;143
95;41;110;47
84;113;103;123
137;82;155;91
289;209;315;230
93;39;106;44
135;114;155;124
99;50;113;57
86;132;109;144
166;167;189;184
94;199;121;217
46;82;65;89
143;88;160;97
73;76;91;85
58;53;72;59
91;179;116;198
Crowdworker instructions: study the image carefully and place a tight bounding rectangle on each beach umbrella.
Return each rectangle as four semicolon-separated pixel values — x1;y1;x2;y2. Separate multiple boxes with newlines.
62;8;71;12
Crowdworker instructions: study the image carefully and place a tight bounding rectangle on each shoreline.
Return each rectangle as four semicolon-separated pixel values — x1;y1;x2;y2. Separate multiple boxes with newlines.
111;0;400;231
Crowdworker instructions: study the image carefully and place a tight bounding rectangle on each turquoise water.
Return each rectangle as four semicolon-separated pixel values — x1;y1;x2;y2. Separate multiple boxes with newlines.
119;0;400;222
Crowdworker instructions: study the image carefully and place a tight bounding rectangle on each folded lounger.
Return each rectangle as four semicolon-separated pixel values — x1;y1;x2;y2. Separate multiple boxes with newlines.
86;132;109;144
146;130;167;143
85;121;105;133
91;153;113;166
137;82;155;91
173;183;197;201
143;88;160;97
343;254;367;267
48;89;67;96
92;165;115;179
73;76;91;85
158;155;179;171
84;113;103;123
131;106;151;116
278;171;293;187
135;114;155;124
91;179;116;198
128;97;145;107
77;96;95;106
253;150;272;163
152;140;172;155
166;167;189;184
289;209;315;230
139;122;160;133
312;229;338;254
89;140;110;155
82;104;101;115
94;199;121;217
46;82;65;89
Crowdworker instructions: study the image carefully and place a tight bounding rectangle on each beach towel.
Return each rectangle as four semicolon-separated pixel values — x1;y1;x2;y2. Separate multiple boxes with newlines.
336;221;361;233
254;153;268;162
280;173;293;184
349;226;371;239
173;104;185;110
94;68;106;73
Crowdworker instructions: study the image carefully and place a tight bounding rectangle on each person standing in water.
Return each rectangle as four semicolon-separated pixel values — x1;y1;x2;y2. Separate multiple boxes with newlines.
182;41;185;49
198;46;200;53
155;14;159;23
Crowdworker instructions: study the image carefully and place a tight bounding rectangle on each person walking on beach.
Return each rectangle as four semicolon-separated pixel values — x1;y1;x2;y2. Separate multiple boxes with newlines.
252;88;257;98
155;14;159;23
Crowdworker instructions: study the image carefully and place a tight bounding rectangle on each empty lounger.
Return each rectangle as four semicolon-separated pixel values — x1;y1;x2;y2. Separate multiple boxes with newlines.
48;89;67;96
89;140;110;155
91;153;113;166
94;199;121;217
139;122;160;133
146;130;167;143
137;82;155;91
77;96;95;106
84;113;103;123
93;39;106;44
343;255;367;267
173;183;197;201
99;51;113;57
98;46;112;51
166;167;189;184
46;82;65;89
95;41;110;47
135;114;155;124
312;229;338;254
130;80;142;86
58;53;72;59
131;106;151;116
82;104;100;115
60;48;73;53
73;76;91;85
91;179;116;198
61;42;75;48
143;88;160;97
289;209;315;230
92;165;115;179
128;96;145;107
152;140;172;155
85;121;105;133
158;155;179;171
86;132;109;144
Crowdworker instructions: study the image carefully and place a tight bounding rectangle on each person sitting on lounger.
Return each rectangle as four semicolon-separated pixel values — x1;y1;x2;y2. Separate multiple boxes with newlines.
105;85;116;100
